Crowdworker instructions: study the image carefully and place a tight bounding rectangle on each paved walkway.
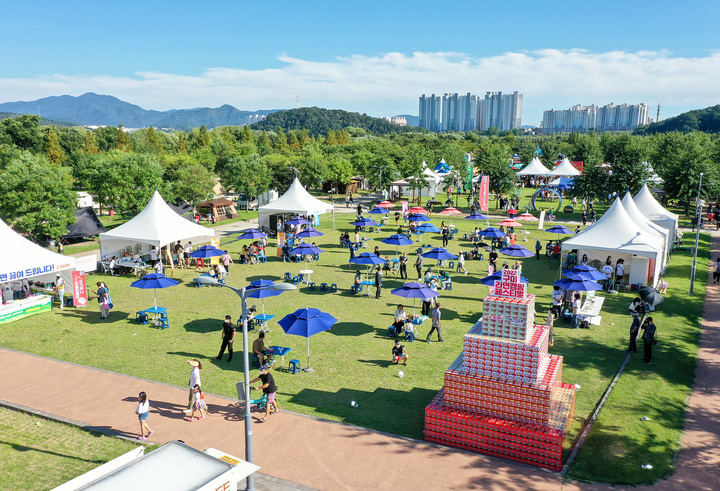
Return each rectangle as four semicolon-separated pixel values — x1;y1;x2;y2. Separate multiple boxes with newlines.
2;222;719;490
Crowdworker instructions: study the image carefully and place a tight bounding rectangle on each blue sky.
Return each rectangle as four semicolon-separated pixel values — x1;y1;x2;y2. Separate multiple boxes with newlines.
1;0;718;125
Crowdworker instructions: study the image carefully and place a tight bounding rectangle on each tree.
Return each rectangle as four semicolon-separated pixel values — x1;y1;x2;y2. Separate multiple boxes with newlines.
473;141;515;196
172;162;215;207
326;155;355;189
221;154;272;209
571;164;609;201
0;115;42;151
42;127;66;165
0;152;75;240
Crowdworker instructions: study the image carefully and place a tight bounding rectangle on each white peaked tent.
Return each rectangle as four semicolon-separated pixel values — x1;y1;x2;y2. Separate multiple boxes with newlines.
516;157;551;176
549;157;581;177
562;198;663;286
99;190;214;259
621;191;669;267
633;183;678;243
258;177;334;230
0;219;76;282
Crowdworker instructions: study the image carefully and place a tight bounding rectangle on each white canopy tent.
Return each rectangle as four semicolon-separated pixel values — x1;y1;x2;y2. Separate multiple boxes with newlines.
99;190;214;260
621;191;670;267
633;183;678;243
562;198;663;287
549;157;581;177
258;177;334;230
0;218;76;283
516;157;551;176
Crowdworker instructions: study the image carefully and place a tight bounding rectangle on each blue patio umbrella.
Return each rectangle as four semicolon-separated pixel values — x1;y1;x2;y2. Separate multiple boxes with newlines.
414;222;441;246
351;217;380;228
246;279;285;314
407;213;431;223
189;245;226;259
130;272;179;308
479;272;529;286
349;252;386;282
278;307;338;372
421;247;458;261
466;212;489;220
368;207;389;215
479;227;506;238
499;244;534;258
287;216;311;226
295;228;324;239
546;225;573;235
237;229;267;241
289;243;324;271
554;277;603;291
391;281;440;315
563;268;606;282
381;234;414;257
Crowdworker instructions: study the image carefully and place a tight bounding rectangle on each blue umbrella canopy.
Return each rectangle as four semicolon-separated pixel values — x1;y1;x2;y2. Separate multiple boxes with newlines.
289;243;324;270
421;247;458;261
415;223;441;233
189;245;226;258
466;212;489;220
499;244;534;258
391;281;439;315
479;272;529;286
381;234;414;247
278;307;338;371
246;279;285;313
295;228;324;238
351;217;380;227
287;217;311;226
479;227;506;238
554;277;603;291
349;252;386;266
407;213;431;223
563;269;606;282
368;207;389;215
237;229;267;240
546;225;573;234
130;272;179;308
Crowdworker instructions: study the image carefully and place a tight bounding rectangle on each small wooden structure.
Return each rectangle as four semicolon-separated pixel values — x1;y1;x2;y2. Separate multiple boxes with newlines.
196;198;238;222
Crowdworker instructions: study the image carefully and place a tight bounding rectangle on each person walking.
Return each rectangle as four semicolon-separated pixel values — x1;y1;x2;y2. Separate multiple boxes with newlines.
375;267;383;299
93;281;111;320
135;391;154;440
345;194;350;208
250;365;279;422
414;252;424;279
54;274;65;310
222;251;234;274
399;252;408;279
714;258;720;284
641;317;657;364
628;314;641;353
535;238;542;261
426;302;444;343
441;225;449;247
184;359;202;413
216;315;235;362
456;251;467;274
186;384;208;421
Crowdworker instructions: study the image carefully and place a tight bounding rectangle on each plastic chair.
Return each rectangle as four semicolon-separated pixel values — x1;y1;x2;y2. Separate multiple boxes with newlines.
308;282;316;290
288;359;301;374
136;311;149;325
284;272;292;281
320;283;328;291
404;329;415;342
448;261;455;269
259;256;268;263
292;276;301;284
159;318;169;329
330;283;337;292
389;326;398;337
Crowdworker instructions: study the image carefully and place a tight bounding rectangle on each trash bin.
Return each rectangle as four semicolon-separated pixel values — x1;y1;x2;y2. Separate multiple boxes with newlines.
563;205;574;214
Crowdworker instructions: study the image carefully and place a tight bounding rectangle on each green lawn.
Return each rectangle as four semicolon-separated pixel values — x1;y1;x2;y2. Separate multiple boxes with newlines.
0;194;705;485
0;406;140;491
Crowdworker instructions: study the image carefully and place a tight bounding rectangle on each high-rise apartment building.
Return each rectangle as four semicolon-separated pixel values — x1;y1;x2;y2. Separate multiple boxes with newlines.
541;103;649;133
418;91;522;132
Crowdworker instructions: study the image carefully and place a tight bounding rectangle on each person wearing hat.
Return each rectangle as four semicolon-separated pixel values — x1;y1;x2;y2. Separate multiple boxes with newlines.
249;365;278;422
391;339;408;365
216;315;235;362
53;274;65;310
184;359;202;413
245;304;257;325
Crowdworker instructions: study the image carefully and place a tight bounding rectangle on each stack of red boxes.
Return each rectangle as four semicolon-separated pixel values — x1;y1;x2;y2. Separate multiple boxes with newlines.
425;269;576;471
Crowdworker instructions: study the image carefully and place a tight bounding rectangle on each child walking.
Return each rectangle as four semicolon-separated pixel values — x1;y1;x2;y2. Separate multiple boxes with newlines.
135;391;154;440
187;384;208;421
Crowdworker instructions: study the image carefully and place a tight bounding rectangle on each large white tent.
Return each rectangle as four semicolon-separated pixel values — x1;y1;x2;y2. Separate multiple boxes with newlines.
0;219;76;282
633;183;678;243
549;157;581;177
258;177;334;230
516;157;551;176
562;198;663;286
99;190;214;259
621;192;669;267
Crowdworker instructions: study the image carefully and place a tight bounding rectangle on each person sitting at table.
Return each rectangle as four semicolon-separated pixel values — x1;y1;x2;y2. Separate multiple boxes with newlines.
354;270;362;288
545;240;553;257
424;268;434;284
109;256;121;276
440;271;452;289
153;260;164;274
391;339;408;366
281;243;291;262
252;331;272;366
383;256;392;275
245;304;257;325
392;304;407;336
580;253;589;265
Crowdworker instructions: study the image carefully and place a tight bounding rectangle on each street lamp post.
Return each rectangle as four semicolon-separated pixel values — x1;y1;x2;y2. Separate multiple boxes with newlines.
194;277;296;491
689;172;704;295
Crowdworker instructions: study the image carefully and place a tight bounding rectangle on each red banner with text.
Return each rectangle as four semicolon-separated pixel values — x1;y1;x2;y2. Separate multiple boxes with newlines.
479;176;489;212
72;271;88;308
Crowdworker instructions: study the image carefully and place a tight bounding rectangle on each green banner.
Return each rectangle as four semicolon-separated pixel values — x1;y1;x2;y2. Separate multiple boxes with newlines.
0;296;52;325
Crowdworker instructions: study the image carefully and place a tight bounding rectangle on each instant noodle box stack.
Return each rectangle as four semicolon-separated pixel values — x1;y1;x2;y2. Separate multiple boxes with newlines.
424;269;576;471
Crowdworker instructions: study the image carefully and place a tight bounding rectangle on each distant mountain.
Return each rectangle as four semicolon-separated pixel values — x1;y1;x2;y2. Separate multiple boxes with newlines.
251;107;422;136
0;93;280;130
635;105;720;134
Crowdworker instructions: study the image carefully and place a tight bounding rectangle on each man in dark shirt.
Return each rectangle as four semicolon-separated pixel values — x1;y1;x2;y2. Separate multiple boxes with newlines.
392;340;408;365
375;267;383;299
399;252;408;279
216;315;235;362
488;248;498;272
250;365;278;422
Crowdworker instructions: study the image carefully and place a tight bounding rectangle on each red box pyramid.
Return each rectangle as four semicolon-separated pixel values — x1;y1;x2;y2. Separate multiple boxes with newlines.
425;269;576;471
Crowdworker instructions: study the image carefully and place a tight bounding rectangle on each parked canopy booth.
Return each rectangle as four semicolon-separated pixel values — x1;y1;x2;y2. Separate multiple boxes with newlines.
0;218;76;324
258;177;334;233
633;183;679;245
621;191;670;267
99;190;214;261
196;198;238;222
63;207;107;241
562;198;664;287
516;157;551;176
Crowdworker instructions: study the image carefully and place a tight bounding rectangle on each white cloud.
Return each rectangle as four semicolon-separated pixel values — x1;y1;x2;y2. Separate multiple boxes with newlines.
0;49;718;124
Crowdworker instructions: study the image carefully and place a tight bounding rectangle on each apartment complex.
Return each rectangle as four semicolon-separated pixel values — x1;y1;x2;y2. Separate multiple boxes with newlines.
419;91;523;132
541;103;649;133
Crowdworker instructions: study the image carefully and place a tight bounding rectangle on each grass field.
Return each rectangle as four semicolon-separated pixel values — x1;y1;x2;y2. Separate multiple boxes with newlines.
0;192;706;485
0;406;139;490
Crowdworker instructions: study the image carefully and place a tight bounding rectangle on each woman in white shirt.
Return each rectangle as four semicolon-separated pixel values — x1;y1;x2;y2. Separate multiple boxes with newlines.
393;305;407;334
615;259;625;285
135;391;153;440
